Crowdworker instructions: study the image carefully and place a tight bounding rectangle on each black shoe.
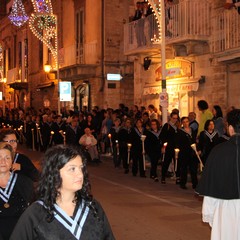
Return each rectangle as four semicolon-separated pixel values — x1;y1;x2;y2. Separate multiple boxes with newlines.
133;173;137;177
180;185;187;190
154;177;159;182
140;174;146;178
124;169;129;174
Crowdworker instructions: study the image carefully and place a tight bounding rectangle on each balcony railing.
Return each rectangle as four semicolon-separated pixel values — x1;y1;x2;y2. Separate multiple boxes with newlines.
60;42;98;67
124;0;210;54
211;9;240;54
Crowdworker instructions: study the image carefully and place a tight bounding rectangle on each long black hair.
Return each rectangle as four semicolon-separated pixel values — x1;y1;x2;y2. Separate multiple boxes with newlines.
37;145;93;221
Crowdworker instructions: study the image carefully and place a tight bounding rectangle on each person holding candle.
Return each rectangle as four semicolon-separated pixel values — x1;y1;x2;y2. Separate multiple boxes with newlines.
196;109;240;239
0;142;34;240
10;145;115;240
0;128;39;182
118;118;132;174
160;111;180;184
177;117;198;189
129;118;148;177
197;119;219;165
145;119;162;182
109;118;121;168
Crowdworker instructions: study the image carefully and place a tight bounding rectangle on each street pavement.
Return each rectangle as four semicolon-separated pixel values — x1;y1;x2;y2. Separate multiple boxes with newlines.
18;145;211;240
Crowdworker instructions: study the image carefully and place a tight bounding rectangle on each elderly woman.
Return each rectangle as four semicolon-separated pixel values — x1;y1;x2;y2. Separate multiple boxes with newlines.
0;142;33;240
0;129;39;182
10;145;115;240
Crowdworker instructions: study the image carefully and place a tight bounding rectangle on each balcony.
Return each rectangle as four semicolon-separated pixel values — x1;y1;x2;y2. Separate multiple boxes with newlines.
211;9;240;61
124;0;210;56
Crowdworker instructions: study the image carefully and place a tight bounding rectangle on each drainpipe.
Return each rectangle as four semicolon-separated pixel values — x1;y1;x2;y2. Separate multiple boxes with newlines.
100;0;105;92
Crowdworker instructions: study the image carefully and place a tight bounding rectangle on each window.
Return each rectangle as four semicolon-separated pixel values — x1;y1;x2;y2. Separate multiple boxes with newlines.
76;9;84;64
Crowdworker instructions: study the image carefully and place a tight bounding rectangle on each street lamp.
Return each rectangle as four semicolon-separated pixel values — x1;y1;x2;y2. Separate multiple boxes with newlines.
44;62;51;73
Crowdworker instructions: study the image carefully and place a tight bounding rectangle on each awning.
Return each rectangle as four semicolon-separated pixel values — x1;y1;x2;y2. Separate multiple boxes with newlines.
8;82;28;90
143;79;200;95
36;81;55;89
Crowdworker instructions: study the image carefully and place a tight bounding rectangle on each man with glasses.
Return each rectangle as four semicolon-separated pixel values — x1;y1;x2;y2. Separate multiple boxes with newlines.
0;129;39;182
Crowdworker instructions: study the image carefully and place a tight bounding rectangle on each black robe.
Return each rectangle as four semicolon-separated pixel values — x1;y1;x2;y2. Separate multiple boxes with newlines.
10;199;115;240
14;153;40;182
196;135;240;199
0;174;33;240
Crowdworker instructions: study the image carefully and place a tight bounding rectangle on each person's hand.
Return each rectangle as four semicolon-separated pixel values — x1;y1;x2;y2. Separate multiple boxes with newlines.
12;163;21;171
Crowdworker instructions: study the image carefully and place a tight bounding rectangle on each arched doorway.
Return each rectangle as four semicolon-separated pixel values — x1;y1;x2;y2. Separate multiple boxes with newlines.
74;82;91;112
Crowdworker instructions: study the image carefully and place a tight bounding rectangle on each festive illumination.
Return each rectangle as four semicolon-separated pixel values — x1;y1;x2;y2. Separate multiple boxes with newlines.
29;0;58;67
0;44;3;80
29;13;58;67
8;0;29;27
31;0;53;14
147;0;162;43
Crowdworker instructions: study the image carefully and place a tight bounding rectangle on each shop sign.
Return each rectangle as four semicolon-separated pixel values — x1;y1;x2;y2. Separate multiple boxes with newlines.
143;81;199;95
155;59;192;81
60;81;71;102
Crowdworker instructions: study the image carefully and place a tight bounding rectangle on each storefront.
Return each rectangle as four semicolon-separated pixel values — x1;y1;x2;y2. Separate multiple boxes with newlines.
143;59;200;116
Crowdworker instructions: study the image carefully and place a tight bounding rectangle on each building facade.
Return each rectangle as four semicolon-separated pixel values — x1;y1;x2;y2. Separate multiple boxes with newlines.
0;0;239;117
124;0;240;117
0;0;135;113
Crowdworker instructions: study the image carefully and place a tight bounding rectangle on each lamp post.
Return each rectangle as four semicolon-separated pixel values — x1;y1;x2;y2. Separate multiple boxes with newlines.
160;0;168;125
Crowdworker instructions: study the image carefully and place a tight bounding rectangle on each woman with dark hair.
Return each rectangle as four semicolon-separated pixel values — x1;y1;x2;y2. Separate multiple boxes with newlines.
177;117;198;189
197;100;213;136
212;105;225;137
129;118;148;177
197;119;219;165
10;145;115;240
0;142;33;240
0;128;39;182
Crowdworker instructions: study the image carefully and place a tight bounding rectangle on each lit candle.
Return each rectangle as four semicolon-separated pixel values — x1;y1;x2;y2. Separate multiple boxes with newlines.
174;148;180;172
115;140;119;155
31;128;35;151
162;142;168;162
127;143;132;164
108;134;113;154
141;135;147;171
191;143;204;172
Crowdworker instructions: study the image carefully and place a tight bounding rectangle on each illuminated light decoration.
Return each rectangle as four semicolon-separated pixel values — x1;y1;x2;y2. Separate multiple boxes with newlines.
29;13;58;68
0;44;3;80
147;0;162;43
31;0;53;14
8;0;29;27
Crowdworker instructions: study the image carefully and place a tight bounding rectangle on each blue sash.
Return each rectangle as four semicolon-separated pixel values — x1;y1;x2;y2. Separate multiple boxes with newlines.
38;200;89;239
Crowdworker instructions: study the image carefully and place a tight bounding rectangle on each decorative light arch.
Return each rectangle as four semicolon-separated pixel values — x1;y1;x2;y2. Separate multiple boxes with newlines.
147;0;162;43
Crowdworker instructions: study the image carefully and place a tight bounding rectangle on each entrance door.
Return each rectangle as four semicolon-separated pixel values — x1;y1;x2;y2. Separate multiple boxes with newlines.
228;70;240;108
75;83;90;112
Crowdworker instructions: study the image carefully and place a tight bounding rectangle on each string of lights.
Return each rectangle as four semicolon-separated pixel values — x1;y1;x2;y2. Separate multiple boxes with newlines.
147;0;162;43
29;0;58;68
8;0;29;27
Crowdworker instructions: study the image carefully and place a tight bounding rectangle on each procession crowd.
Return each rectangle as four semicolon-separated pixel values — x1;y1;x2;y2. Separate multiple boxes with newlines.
0;100;237;239
0;100;230;187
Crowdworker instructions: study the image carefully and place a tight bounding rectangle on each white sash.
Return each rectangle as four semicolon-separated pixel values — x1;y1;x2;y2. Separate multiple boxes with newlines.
38;200;90;239
204;130;218;142
13;153;19;164
0;172;18;203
